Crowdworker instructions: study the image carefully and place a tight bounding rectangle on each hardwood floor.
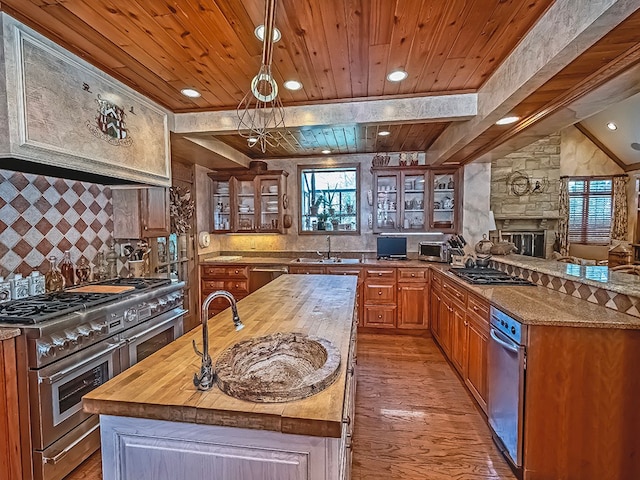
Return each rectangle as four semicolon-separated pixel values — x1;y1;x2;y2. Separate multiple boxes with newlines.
65;333;514;480
351;334;515;480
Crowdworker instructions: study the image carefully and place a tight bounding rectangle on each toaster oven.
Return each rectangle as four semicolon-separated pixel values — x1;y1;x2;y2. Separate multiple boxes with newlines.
418;241;448;262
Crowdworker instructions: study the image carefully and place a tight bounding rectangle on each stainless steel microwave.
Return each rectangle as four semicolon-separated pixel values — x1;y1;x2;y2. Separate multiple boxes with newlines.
418;241;448;262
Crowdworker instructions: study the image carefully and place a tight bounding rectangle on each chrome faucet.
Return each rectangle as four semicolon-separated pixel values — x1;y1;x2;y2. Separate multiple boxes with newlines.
193;290;244;391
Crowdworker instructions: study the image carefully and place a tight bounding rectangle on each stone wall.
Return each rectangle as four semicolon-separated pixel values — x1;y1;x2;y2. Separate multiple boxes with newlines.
490;133;561;258
490;133;561;220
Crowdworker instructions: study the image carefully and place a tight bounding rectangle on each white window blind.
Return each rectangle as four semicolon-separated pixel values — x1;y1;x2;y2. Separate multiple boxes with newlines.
568;178;612;244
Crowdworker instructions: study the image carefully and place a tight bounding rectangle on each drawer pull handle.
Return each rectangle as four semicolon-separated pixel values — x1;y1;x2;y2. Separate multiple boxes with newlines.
378;290;382;295
411;273;415;277
464;320;468;326
378;272;382;276
378;314;383;319
473;305;479;311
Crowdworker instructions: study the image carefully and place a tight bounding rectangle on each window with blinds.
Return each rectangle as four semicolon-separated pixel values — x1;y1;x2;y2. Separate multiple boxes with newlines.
568;177;612;244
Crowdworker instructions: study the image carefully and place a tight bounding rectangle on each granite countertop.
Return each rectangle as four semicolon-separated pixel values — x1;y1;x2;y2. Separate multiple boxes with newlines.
200;254;435;268
83;275;357;438
492;254;640;297
0;328;21;341
432;265;640;329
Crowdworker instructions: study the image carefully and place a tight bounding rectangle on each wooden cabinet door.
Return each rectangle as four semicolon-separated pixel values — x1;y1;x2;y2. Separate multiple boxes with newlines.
450;301;467;375
439;296;452;355
465;318;488;413
430;287;441;341
113;187;169;238
397;282;429;329
142;187;170;237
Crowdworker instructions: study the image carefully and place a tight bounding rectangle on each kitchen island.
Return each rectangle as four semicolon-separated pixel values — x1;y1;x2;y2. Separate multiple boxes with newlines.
83;275;358;480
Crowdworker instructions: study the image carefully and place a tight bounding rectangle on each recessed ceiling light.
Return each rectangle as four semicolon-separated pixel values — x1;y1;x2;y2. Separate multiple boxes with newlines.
180;88;201;98
322;149;331;154
283;80;303;91
607;122;618;131
387;70;408;82
378;130;391;136
255;25;281;43
496;116;520;125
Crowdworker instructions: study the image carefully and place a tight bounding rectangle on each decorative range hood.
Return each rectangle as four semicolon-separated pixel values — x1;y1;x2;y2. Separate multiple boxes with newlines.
0;14;171;186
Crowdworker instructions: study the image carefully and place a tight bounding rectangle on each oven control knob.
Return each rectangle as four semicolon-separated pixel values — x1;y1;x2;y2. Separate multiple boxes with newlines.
93;324;108;335
67;333;80;346
37;343;55;358
511;326;516;335
52;337;70;351
149;301;159;314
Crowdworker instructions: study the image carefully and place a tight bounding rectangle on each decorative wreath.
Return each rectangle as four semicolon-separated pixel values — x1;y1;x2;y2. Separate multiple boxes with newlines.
507;171;531;196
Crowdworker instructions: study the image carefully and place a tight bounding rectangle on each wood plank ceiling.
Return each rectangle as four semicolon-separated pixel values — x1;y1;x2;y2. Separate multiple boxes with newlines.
0;0;556;159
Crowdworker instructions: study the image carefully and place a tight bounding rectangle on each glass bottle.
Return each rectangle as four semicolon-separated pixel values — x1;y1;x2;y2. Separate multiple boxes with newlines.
45;256;65;292
106;242;118;279
75;258;91;284
59;250;75;287
94;251;107;281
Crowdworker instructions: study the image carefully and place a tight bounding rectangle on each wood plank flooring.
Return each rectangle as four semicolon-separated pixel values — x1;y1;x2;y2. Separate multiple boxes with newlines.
65;333;515;480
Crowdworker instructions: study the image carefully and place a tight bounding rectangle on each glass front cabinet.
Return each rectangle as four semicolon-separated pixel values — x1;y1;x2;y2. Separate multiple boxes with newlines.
208;170;288;234
372;167;460;233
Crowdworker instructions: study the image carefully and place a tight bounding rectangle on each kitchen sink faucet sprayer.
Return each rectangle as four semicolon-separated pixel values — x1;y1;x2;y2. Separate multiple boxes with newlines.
193;290;244;391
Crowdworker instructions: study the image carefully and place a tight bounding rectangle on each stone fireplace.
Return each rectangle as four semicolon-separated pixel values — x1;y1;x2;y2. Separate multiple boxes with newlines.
490;216;559;258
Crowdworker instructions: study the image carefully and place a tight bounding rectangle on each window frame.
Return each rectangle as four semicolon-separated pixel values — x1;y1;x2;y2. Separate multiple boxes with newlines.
297;163;361;235
567;176;613;245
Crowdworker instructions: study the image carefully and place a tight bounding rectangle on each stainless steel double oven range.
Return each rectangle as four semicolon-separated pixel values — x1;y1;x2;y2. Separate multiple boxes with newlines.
0;277;186;480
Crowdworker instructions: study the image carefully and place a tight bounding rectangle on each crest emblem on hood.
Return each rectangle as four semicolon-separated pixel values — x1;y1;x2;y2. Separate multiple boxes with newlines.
87;94;133;147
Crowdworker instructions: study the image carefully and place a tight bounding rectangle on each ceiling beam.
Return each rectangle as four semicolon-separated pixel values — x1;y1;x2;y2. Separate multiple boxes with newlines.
426;0;640;165
172;93;477;134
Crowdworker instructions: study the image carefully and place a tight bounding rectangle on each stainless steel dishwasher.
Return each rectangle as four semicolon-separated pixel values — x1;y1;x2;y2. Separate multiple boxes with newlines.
488;307;527;470
249;265;289;292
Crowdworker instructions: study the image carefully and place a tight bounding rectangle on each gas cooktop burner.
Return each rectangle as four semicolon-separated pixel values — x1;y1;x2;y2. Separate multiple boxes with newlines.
450;268;535;286
0;292;116;324
0;278;172;324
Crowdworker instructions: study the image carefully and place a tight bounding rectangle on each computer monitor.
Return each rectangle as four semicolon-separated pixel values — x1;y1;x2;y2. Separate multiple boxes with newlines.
376;236;407;260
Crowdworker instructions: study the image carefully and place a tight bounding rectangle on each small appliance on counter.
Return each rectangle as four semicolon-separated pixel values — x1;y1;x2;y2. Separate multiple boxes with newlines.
376;236;408;260
418;241;449;262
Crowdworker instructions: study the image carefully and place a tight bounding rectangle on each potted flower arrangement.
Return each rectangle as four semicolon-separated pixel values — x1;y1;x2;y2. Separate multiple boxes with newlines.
316;211;329;230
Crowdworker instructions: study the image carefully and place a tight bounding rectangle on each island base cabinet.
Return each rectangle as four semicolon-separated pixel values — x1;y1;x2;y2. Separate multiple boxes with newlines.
100;415;348;480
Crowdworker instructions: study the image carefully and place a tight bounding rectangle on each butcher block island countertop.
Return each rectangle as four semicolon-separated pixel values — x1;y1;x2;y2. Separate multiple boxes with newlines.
82;274;357;438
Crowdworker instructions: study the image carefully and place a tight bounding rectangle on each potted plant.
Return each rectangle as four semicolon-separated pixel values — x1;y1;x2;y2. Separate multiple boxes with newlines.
344;198;354;215
316;211;329;230
310;195;323;216
324;187;338;216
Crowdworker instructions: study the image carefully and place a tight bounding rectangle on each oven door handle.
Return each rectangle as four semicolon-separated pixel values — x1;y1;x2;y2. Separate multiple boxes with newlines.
40;340;125;385
43;421;100;464
490;328;519;353
125;311;184;344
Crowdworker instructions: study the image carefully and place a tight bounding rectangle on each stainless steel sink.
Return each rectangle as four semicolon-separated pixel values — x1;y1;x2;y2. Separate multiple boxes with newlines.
215;332;341;403
293;257;360;264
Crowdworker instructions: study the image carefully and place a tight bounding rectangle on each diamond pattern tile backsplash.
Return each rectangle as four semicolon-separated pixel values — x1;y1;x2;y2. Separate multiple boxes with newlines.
0;169;113;278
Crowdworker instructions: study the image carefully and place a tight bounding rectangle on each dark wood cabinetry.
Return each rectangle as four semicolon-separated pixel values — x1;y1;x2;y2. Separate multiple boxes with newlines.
0;331;22;480
208;167;288;234
371;166;461;233
112;187;170;238
397;268;429;330
200;265;250;317
430;270;489;413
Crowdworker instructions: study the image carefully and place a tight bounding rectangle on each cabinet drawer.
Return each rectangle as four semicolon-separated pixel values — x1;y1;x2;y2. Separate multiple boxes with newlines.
364;268;396;280
326;266;362;278
398;268;427;282
201;265;249;278
289;266;326;275
467;294;489;328
363;306;396;328
202;280;248;294
431;270;443;289
442;278;467;304
364;282;396;304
